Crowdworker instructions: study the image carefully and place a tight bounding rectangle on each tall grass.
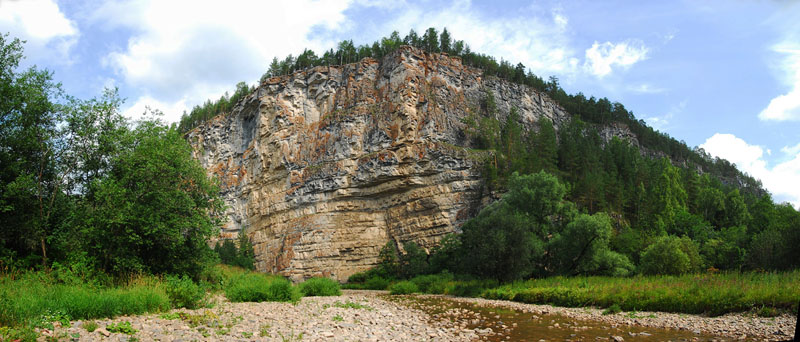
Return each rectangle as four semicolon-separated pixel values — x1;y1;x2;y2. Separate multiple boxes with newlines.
481;271;800;316
224;273;301;303
299;277;341;296
0;272;170;328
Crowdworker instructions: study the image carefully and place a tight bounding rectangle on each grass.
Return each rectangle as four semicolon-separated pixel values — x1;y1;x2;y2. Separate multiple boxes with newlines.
0;272;170;328
479;271;800;316
224;273;301;303
0;264;292;341
298;277;341;296
83;321;98;332
323;300;373;310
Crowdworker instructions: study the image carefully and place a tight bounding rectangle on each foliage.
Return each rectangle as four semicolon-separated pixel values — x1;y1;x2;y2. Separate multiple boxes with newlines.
639;236;702;275
398;241;428;278
224;273;300;303
409;272;454;294
214;230;256;270
106;321;137;335
298;277;341;297
164;275;206;309
326;300;372;310
388;281;418;295
177;81;253;133
377;241;399;276
1;35;225;278
0;272;169;328
481;271;800;316
83;321;98;332
363;276;392;290
602;304;622;315
78;115;224;277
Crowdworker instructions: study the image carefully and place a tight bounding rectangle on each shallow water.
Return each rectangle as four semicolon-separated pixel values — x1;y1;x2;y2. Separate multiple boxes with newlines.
389;295;730;342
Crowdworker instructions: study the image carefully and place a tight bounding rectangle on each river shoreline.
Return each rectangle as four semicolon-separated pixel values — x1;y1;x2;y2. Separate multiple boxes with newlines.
44;290;796;341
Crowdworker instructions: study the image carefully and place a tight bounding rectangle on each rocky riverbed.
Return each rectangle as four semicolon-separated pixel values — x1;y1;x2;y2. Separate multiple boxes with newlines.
44;290;796;341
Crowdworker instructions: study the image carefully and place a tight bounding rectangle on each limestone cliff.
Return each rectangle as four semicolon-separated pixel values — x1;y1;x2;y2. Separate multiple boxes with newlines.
188;46;574;281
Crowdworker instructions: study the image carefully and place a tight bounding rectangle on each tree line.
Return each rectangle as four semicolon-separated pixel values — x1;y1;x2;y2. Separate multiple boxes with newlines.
178;27;763;199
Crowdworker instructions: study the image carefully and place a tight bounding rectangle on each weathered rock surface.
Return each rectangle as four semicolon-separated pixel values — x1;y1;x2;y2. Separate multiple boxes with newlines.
188;46;574;281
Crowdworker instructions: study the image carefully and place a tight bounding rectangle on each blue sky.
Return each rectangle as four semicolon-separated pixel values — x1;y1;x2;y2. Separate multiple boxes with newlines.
1;0;799;207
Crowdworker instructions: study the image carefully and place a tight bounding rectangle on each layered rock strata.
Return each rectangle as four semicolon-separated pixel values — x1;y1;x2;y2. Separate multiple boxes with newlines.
188;46;572;281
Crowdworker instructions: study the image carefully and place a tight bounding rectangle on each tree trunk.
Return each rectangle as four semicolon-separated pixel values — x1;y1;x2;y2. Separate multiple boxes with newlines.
40;237;47;267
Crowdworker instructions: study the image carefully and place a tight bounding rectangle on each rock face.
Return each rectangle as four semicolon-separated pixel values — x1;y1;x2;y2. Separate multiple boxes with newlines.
188;46;572;281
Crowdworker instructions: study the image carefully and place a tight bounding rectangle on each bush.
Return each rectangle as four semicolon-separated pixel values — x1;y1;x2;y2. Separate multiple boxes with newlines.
410;272;453;293
165;275;206;309
602;304;622;315
364;276;391;290
389;281;418;295
446;279;497;297
640;236;701;275
347;267;391;283
225;273;300;303
299;277;341;297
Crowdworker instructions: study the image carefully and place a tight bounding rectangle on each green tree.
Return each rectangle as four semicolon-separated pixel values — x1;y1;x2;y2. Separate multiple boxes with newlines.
422;27;439;53
459;201;543;281
639;236;701;275
439;28;452;53
0;34;65;267
533;117;558;174
82;113;224;276
235;229;256;270
377;241;399;276
399;241;428;278
549;213;633;276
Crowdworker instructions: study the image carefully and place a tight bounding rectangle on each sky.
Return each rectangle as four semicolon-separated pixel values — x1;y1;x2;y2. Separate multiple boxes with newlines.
1;0;799;207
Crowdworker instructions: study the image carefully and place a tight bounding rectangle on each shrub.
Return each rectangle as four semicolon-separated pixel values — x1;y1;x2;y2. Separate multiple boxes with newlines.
602;304;622;315
410;272;453;293
364;276;391;290
446;279;497;297
165;275;206;309
107;321;137;335
640;236;700;275
83;321;98;332
225;273;300;303
299;277;341;297
389;281;418;295
399;241;428;278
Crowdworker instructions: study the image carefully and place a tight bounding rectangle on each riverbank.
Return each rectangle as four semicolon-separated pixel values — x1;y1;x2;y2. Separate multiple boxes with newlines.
43;291;476;341
46;290;796;341
437;295;796;341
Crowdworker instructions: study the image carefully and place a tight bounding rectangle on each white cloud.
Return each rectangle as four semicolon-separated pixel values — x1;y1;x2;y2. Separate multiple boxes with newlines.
781;142;800;156
584;40;648;78
373;1;581;76
630;83;666;94
700;133;800;209
0;0;78;59
758;46;800;121
123;95;189;121
93;0;353;122
645;100;685;130
759;2;800;121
